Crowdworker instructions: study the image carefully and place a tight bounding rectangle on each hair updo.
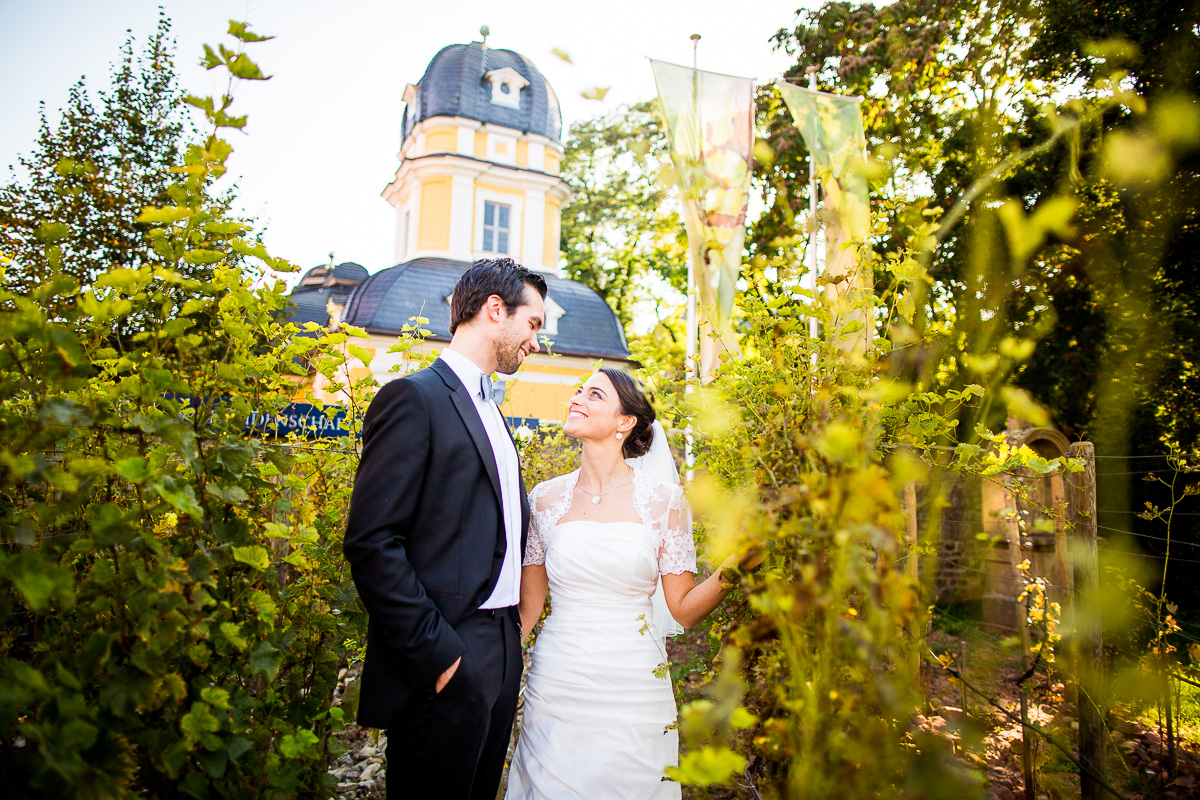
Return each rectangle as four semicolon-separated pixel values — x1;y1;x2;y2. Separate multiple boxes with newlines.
599;368;655;459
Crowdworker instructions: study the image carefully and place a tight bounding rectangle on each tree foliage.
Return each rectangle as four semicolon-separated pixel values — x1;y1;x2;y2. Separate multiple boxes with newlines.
0;12;244;321
762;0;1200;449
559;101;687;328
0;23;371;798
637;2;1200;795
757;0;1200;606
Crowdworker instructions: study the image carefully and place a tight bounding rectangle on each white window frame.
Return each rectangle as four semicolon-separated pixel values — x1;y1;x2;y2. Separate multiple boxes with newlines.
473;188;523;260
484;67;529;110
481;201;512;255
542;295;565;336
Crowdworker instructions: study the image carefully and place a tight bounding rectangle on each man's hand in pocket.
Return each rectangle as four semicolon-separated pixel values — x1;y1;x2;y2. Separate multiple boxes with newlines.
435;657;461;694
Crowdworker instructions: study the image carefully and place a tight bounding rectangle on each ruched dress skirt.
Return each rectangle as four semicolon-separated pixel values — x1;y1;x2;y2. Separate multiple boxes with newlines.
505;520;681;800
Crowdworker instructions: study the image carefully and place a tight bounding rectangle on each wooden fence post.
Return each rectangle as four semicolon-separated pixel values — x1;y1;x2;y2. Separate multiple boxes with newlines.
1051;472;1075;620
905;482;919;586
1005;503;1032;666
1020;691;1035;800
1066;442;1105;800
959;639;968;718
905;483;923;693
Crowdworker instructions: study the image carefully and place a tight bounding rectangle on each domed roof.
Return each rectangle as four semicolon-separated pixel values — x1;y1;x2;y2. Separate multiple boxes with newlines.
403;42;562;143
296;261;369;287
340;258;629;359
288;262;369;333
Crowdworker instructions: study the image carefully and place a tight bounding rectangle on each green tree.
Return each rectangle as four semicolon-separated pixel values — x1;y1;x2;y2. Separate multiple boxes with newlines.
1021;0;1200;452
560;101;687;328
764;0;1200;450
764;2;1200;602
0;22;369;798
0;12;241;307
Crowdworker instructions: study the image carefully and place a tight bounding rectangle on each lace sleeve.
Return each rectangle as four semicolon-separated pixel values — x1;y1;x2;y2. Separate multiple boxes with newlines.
658;484;697;575
523;476;574;567
522;483;550;566
523;512;546;566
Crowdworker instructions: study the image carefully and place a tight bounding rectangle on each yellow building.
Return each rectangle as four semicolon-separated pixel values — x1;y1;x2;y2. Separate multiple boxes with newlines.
288;39;634;426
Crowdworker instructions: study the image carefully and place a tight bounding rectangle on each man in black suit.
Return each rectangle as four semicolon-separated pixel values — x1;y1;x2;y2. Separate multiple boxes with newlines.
343;257;546;800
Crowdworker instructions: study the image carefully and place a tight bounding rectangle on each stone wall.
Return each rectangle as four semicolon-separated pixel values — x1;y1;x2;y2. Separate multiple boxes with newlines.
917;474;986;605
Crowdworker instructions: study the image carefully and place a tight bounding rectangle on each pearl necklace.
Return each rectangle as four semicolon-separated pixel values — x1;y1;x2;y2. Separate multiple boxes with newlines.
576;467;633;505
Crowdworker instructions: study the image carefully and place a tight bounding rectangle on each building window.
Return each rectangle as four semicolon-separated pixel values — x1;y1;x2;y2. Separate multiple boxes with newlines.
542;295;565;336
484;67;529;110
482;202;510;254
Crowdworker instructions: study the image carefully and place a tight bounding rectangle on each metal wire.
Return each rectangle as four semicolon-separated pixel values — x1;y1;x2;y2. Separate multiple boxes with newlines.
916;515;1199;547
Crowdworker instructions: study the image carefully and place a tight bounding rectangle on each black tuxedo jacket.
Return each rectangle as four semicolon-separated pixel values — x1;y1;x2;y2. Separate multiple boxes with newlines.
343;358;529;728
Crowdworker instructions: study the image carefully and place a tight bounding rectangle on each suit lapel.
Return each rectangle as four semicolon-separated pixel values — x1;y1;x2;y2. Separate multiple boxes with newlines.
431;359;502;506
498;414;532;557
518;473;529;558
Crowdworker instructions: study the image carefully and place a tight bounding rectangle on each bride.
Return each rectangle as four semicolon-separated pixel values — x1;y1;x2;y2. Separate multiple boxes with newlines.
505;368;740;800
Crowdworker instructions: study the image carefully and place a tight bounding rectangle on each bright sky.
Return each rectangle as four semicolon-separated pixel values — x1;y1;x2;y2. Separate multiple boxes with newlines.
1;1;810;276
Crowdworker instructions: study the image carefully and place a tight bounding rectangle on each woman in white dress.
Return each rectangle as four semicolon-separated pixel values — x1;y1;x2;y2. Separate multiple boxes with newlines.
505;368;740;800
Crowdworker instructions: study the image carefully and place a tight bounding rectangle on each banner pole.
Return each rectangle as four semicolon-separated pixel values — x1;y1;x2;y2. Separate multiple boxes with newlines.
806;65;820;344
683;34;701;483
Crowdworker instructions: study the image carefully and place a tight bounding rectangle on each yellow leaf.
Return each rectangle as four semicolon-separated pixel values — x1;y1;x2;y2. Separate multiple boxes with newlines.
963;354;999;375
1103;131;1170;186
137;206;192;225
752;140;775;165
347;344;373;366
999;337;1035;362
1000;386;1050;427
666;745;746;786
1152;94;1200;147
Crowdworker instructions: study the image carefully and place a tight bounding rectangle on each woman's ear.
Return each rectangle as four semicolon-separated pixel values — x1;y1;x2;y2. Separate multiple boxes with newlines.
616;415;637;434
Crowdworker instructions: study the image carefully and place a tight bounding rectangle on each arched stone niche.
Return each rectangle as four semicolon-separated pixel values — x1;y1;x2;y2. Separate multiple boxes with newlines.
1013;426;1070;459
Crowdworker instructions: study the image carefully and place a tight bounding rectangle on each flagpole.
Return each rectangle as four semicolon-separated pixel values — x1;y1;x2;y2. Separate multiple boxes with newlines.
806;66;820;344
683;34;700;483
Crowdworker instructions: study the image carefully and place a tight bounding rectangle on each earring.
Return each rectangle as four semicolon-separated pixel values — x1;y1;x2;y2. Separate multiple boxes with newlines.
615;432;623;440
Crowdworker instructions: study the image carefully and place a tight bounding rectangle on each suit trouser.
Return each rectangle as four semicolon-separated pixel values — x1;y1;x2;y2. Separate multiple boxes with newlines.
386;608;521;800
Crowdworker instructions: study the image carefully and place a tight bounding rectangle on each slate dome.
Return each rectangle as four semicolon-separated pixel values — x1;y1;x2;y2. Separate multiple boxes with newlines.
402;42;562;143
340;258;629;360
289;262;370;330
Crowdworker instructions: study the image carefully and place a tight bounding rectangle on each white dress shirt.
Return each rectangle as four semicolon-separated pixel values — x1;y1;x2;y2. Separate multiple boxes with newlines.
438;349;522;609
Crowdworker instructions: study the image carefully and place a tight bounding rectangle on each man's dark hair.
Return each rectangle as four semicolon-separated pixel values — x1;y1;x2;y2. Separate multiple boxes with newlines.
449;258;548;334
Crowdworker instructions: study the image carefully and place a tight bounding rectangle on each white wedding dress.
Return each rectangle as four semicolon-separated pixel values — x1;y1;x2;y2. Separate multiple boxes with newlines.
505;468;697;800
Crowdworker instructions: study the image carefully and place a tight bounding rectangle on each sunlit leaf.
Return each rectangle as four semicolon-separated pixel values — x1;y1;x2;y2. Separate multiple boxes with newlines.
232;545;270;571
228;20;274;43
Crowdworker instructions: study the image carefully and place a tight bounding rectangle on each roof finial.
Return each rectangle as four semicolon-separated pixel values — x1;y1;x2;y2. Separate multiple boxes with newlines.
480;25;490;48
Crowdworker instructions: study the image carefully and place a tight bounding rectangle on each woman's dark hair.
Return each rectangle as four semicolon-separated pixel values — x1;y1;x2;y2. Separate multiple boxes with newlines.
449;257;548;333
599;367;655;458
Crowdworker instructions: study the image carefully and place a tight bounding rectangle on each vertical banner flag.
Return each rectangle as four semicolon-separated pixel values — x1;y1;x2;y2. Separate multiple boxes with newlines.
651;59;754;376
775;82;872;354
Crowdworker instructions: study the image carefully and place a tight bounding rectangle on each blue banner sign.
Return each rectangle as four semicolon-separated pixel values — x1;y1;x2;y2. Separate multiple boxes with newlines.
245;404;352;438
170;395;549;440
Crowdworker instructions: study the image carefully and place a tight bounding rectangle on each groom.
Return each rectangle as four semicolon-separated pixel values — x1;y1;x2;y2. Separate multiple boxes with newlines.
343;257;546;800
